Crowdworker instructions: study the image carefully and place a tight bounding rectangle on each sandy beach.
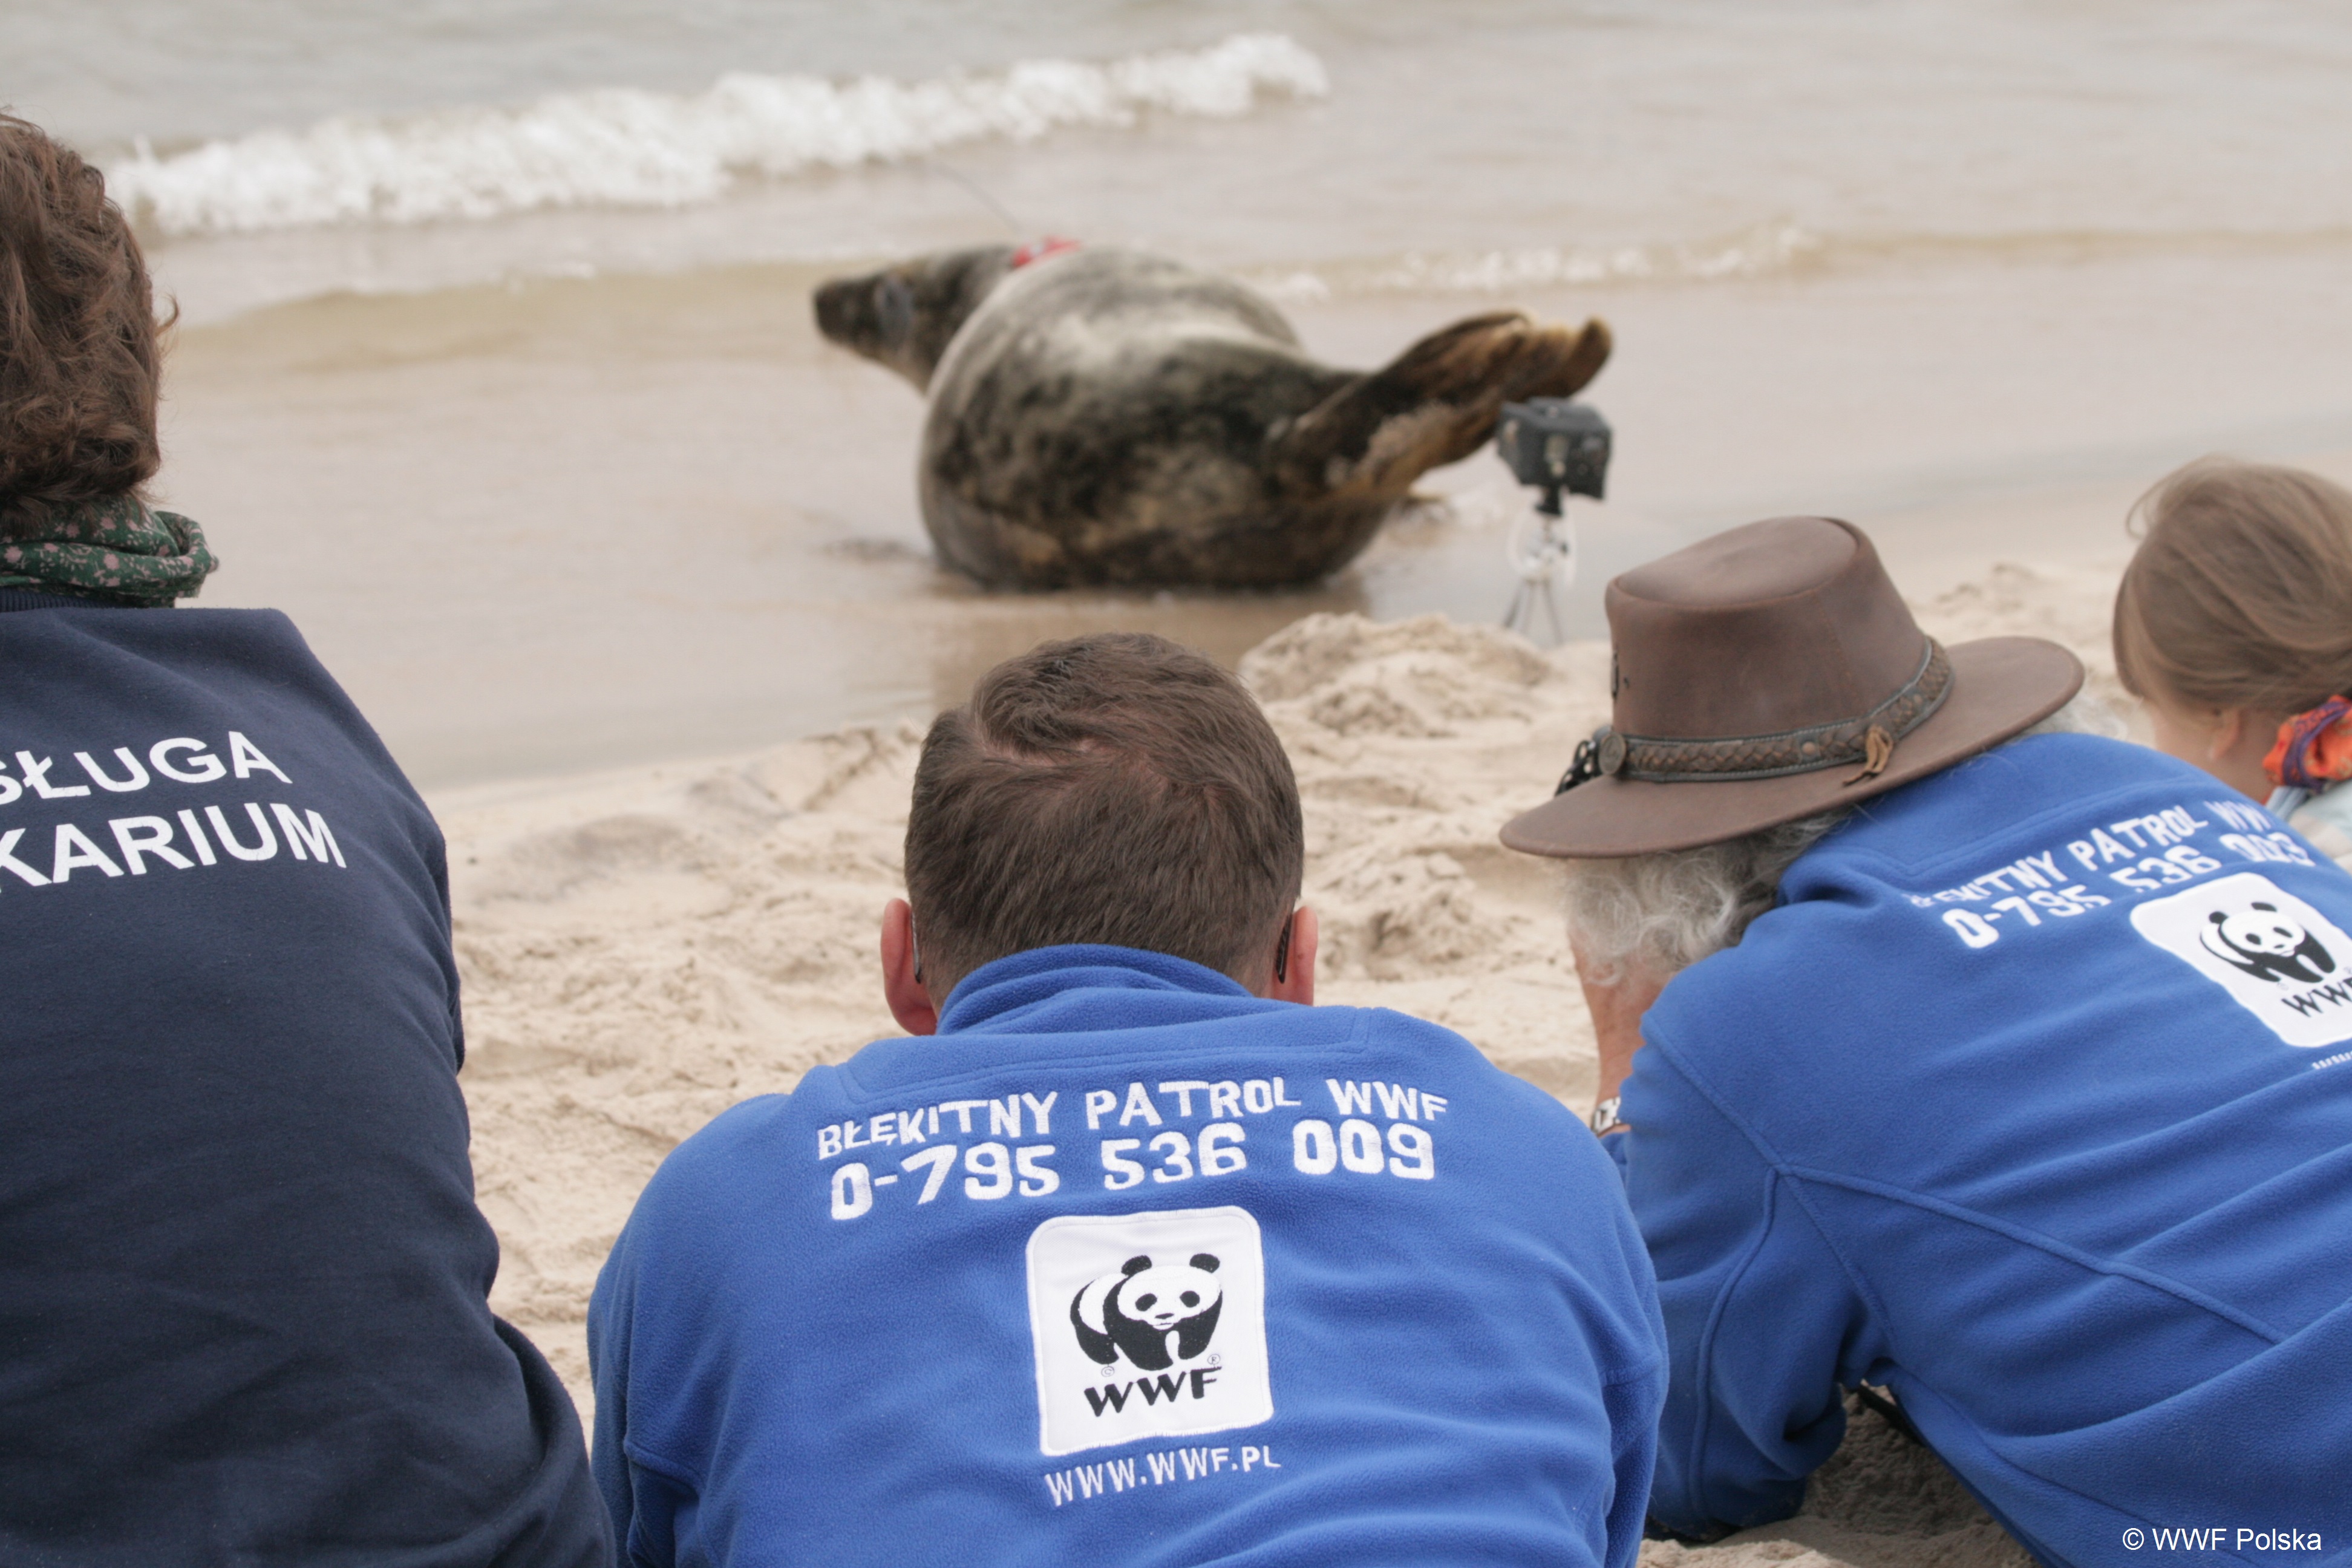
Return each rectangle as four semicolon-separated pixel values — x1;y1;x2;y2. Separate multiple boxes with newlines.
438;554;2128;1568
21;2;2352;1553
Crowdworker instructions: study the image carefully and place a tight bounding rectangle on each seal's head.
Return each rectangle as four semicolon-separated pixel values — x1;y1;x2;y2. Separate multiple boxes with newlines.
814;244;1023;390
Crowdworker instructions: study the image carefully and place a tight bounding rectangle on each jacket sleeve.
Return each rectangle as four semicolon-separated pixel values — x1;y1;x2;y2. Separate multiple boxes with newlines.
590;1221;693;1567
1617;1044;1873;1538
1601;1361;1667;1568
1575;1124;1668;1568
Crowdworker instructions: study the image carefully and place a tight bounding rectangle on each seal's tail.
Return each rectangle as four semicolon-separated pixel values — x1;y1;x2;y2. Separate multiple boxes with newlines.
1270;312;1612;503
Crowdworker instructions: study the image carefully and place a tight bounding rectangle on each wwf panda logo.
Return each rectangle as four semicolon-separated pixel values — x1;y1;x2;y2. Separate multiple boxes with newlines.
2200;900;2337;985
1070;1253;1222;1371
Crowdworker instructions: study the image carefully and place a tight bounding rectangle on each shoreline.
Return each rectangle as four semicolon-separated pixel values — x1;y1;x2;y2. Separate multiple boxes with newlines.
160;239;2352;792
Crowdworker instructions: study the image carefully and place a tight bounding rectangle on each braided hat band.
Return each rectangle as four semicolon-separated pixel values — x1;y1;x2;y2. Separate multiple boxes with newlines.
1559;639;1953;794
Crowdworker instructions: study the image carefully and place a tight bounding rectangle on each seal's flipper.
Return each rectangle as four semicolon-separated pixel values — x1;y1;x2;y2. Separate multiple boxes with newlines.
1270;313;1611;502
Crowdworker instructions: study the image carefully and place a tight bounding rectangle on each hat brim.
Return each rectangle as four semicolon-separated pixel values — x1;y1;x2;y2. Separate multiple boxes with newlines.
1500;636;2086;858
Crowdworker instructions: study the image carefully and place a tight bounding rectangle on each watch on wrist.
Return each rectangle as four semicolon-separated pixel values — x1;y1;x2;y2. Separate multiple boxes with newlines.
1589;1096;1625;1137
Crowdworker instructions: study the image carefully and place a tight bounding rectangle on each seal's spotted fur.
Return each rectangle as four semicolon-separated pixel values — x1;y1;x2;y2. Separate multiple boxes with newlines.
815;246;1610;589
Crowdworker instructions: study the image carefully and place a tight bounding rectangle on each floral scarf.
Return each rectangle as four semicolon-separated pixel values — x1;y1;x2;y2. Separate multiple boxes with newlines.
2264;695;2352;792
0;495;217;606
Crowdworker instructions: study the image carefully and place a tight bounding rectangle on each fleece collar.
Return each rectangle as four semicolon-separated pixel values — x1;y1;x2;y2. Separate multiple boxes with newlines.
936;946;1255;1036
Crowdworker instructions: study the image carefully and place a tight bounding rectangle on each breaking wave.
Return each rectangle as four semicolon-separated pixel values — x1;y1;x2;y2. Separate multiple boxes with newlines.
1247;224;1828;300
1241;224;2352;302
106;33;1327;237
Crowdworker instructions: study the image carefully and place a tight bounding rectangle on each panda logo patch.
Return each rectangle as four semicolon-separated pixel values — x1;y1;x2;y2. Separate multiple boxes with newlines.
1071;1253;1223;1371
1027;1207;1272;1457
2198;902;2336;985
2131;871;2352;1048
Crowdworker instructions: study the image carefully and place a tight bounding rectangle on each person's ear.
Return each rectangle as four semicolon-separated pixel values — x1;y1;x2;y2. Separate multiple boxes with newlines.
880;898;938;1036
1265;907;1318;1006
2210;707;2247;763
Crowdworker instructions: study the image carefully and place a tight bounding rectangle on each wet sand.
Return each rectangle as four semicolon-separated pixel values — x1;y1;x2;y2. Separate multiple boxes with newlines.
154;241;2352;788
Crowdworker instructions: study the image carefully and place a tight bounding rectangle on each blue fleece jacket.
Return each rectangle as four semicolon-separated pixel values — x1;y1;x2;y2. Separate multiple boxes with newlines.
590;947;1665;1567
0;601;606;1566
1619;733;2352;1565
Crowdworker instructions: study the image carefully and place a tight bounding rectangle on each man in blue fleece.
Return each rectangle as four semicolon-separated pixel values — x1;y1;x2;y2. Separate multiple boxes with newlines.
590;632;1665;1567
1502;516;2352;1566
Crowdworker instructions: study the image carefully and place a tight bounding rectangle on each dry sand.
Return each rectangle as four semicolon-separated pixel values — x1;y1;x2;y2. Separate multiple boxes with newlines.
440;559;2123;1567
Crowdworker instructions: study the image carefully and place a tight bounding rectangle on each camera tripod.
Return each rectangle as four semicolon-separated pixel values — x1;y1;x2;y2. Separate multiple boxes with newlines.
1501;489;1578;645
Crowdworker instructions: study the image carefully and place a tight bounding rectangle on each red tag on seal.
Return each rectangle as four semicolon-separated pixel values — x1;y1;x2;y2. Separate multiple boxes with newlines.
1011;236;1082;269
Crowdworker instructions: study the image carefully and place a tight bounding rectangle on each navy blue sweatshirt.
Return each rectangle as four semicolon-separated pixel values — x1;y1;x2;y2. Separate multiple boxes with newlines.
0;601;608;1567
592;947;1665;1567
1619;734;2352;1566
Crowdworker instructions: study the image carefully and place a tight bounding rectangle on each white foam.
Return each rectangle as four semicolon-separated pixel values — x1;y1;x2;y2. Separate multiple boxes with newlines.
106;33;1328;237
1249;224;1826;299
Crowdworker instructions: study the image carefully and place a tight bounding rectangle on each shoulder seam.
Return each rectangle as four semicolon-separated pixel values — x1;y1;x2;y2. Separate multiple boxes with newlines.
1779;1164;2286;1345
1681;1165;1792;1510
1771;1168;1899;1336
1598;1355;1670;1390
1638;1037;2284;1359
1641;1032;1791;1169
1824;751;2208;887
622;1434;708;1492
1638;1032;1810;1500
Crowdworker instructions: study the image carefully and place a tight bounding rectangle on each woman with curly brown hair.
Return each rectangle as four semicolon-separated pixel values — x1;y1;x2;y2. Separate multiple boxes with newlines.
0;113;213;604
0;115;607;1566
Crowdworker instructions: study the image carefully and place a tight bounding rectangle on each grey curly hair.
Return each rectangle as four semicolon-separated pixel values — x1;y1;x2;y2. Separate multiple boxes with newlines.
1563;696;2117;984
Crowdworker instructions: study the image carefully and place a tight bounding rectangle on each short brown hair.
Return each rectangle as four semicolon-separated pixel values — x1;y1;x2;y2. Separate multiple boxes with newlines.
0;114;165;540
2114;458;2352;714
905;633;1304;993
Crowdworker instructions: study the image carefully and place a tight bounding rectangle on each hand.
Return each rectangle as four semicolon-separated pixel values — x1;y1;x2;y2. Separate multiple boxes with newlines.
1573;943;1666;1114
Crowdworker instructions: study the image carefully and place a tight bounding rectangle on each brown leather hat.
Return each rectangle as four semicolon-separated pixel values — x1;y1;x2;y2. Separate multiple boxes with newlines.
1500;516;2083;858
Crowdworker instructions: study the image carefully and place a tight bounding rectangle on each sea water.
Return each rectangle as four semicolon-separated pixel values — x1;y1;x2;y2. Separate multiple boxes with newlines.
8;2;2352;782
24;1;2352;305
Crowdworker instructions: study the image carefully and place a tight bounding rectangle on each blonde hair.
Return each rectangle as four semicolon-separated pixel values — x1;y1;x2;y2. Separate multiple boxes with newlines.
2114;458;2352;714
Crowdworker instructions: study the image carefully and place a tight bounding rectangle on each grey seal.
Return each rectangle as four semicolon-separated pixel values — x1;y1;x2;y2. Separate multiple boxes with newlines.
814;244;1610;589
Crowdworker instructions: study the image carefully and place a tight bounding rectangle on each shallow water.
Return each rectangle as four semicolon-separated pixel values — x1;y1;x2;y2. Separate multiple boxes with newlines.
152;244;2352;785
15;3;2352;783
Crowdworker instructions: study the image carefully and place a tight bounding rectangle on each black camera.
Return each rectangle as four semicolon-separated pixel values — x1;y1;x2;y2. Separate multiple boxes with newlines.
1496;399;1610;513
